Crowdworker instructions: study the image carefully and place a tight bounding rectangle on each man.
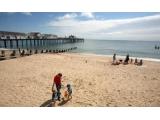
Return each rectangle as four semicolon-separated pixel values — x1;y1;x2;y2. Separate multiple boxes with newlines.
53;73;62;101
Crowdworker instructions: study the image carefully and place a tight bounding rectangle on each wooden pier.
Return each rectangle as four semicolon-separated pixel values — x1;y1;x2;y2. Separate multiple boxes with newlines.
0;37;84;49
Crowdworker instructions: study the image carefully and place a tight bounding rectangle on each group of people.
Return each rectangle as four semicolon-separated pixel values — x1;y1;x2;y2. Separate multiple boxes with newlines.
51;73;72;106
112;53;143;66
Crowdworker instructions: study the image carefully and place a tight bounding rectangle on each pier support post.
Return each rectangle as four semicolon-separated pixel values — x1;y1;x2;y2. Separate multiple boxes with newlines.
10;40;13;48
26;39;28;47
37;40;38;46
34;40;36;46
16;40;19;48
4;40;7;48
30;39;32;47
21;40;23;48
41;40;43;46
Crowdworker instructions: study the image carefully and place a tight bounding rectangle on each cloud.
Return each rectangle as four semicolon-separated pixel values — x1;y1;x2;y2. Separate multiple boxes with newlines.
81;12;94;18
57;12;94;20
47;13;160;40
57;13;77;20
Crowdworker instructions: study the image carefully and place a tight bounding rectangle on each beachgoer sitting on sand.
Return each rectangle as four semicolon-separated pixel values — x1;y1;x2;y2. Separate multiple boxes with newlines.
134;58;138;65
53;73;63;101
111;53;120;65
119;59;123;63
123;54;130;65
10;50;16;57
20;50;25;56
137;59;143;66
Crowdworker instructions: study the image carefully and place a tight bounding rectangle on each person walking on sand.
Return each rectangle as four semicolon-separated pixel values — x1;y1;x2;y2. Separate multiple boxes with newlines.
53;73;63;101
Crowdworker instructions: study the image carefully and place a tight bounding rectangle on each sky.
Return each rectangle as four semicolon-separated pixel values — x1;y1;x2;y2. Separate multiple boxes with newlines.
0;12;160;41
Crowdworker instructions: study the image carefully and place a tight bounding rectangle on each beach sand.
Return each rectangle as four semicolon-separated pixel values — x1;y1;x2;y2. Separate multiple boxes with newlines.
0;53;160;107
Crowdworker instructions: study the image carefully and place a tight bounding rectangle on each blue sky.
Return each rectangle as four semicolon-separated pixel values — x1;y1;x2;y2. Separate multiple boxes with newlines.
0;12;160;40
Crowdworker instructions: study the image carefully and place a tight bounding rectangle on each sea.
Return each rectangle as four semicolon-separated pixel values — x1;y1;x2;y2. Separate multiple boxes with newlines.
0;39;160;60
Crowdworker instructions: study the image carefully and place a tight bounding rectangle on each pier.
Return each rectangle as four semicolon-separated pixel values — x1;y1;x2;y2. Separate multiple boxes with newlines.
0;37;84;49
0;31;84;49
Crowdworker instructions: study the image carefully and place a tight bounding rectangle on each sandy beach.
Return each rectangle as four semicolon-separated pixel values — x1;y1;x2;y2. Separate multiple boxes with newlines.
0;53;160;107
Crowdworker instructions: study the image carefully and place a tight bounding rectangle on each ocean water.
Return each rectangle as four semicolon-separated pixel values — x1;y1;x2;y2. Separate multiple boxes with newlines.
0;39;160;59
74;40;160;60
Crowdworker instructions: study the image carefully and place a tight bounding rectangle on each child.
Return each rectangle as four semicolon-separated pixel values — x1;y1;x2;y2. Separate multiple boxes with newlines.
62;84;72;101
67;84;72;95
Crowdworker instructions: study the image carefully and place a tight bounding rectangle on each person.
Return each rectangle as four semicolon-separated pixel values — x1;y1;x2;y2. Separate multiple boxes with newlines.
53;73;62;101
51;88;59;106
62;84;72;101
113;53;116;63
137;59;143;66
124;54;130;64
66;84;72;97
119;59;123;64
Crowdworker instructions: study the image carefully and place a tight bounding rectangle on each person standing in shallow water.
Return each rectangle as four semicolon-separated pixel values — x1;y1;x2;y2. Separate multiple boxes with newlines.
53;73;63;101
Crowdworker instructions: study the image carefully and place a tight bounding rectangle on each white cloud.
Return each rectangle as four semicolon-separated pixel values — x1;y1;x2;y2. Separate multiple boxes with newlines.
47;13;160;40
57;13;77;20
81;12;94;18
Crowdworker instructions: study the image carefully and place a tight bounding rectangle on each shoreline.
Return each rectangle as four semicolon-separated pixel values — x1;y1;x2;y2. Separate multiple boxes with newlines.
1;47;160;62
72;52;160;62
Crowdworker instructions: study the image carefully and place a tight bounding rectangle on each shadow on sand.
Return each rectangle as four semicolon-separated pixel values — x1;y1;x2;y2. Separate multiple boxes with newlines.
40;99;53;107
40;98;72;107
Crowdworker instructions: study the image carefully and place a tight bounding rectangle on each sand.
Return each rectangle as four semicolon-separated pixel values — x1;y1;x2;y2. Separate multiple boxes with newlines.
0;53;160;107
